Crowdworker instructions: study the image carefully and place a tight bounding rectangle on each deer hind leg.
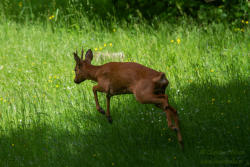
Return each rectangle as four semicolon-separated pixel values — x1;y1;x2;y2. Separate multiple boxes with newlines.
134;85;169;109
154;98;183;148
134;81;169;108
135;93;169;109
134;85;183;148
135;92;178;135
165;106;183;148
93;85;105;115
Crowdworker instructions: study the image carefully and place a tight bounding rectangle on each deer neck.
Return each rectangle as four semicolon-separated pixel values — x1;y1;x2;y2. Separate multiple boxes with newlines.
85;63;100;82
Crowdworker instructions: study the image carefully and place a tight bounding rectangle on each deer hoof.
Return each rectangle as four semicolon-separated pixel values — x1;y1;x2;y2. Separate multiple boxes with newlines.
107;116;113;124
98;108;105;115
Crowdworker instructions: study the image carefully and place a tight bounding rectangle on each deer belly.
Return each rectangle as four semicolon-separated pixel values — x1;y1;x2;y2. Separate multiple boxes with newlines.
109;86;132;95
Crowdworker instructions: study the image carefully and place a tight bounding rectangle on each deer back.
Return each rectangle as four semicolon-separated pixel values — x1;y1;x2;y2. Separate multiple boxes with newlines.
95;62;168;94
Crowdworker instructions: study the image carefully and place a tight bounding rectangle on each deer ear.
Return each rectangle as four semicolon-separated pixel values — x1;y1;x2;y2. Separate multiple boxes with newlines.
85;49;93;64
74;52;80;63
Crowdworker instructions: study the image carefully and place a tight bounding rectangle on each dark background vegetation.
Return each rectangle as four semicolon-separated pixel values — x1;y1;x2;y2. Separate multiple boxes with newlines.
0;0;249;26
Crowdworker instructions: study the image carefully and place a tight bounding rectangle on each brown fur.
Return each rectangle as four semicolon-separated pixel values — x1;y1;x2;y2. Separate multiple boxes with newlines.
74;49;183;148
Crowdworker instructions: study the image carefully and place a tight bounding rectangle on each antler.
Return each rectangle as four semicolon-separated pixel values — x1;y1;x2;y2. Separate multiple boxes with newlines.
81;47;84;60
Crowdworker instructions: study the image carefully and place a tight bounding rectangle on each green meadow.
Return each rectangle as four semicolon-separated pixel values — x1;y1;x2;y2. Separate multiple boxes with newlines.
0;16;249;166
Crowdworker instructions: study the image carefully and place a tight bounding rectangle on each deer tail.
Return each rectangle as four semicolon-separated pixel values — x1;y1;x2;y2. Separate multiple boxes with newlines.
152;72;169;86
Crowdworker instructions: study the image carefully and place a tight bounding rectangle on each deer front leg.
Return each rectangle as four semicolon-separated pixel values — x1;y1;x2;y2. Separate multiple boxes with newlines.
106;94;112;123
93;85;105;115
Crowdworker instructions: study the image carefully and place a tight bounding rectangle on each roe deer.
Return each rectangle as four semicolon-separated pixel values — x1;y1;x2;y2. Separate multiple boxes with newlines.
73;48;183;148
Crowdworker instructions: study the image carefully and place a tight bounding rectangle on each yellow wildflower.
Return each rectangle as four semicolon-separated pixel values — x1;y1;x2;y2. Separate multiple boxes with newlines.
109;43;112;47
94;48;98;51
56;85;59;88
99;47;103;51
171;40;174;43
176;38;181;44
49;15;55;20
210;69;214;72
241;20;244;23
113;28;116;32
18;2;22;7
246;21;248;24
104;43;107;47
54;76;57;79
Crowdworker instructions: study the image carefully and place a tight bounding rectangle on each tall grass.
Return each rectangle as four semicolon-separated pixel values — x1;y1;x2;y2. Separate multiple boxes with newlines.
0;18;249;166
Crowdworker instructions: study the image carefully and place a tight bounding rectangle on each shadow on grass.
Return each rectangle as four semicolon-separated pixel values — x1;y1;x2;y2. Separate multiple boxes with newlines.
0;79;249;167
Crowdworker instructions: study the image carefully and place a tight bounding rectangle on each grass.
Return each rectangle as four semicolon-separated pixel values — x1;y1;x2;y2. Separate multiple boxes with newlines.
0;19;249;167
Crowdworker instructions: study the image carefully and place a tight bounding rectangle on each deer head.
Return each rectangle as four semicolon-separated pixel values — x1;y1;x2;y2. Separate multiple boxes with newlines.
73;48;93;84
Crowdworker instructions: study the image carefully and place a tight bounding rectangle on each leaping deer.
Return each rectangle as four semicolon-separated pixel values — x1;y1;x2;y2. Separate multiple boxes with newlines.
73;48;183;148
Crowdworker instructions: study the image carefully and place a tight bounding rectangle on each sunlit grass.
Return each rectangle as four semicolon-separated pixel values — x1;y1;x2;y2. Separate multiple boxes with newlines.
0;20;249;167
